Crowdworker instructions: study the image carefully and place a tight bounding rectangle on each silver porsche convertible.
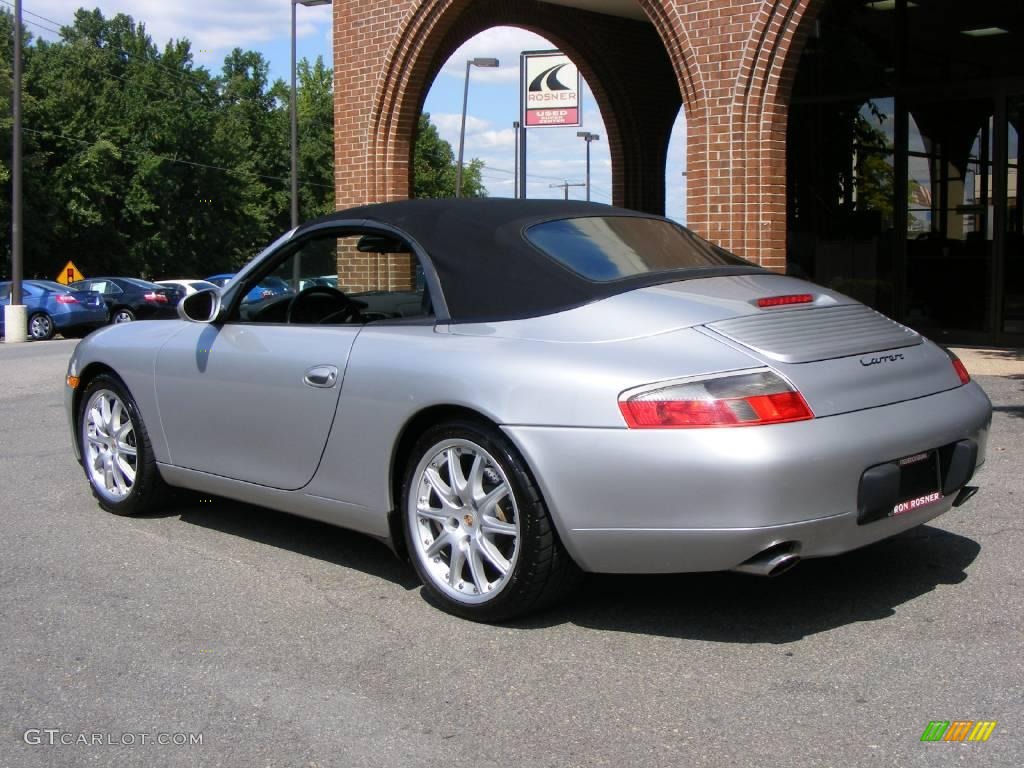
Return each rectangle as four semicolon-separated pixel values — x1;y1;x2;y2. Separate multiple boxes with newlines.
66;199;992;621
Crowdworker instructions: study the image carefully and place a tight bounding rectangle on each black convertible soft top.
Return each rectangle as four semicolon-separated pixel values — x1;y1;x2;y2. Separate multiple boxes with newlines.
297;199;763;323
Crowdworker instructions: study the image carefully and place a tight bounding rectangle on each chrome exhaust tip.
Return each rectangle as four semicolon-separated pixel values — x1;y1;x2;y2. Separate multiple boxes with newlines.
732;542;801;577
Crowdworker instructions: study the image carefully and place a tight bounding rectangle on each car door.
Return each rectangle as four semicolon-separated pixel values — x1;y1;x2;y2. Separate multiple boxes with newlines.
152;227;376;491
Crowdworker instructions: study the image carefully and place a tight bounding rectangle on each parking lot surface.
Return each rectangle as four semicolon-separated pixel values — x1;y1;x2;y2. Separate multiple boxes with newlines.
1;339;1021;767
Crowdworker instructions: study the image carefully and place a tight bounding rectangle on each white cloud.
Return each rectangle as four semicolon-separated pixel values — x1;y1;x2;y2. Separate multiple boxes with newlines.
438;27;555;85
430;113;492;135
467;128;517;151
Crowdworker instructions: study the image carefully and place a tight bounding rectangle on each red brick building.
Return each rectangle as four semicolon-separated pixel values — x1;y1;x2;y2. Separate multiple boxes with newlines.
333;0;1022;344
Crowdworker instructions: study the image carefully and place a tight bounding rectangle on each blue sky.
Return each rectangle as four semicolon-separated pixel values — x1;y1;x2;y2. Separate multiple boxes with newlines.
17;2;686;220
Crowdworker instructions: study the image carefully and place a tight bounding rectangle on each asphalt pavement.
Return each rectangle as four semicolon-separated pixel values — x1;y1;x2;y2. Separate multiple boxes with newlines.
1;338;1021;767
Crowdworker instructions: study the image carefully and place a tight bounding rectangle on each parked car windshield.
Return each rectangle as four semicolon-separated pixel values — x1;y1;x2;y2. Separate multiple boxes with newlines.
525;216;751;282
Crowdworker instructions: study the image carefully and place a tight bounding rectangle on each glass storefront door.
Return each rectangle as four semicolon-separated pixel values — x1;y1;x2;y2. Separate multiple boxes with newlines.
787;0;1024;344
903;99;994;337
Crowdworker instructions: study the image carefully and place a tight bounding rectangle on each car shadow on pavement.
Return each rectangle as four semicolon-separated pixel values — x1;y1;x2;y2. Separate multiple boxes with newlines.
992;404;1024;419
515;524;981;643
151;495;979;642
150;498;422;590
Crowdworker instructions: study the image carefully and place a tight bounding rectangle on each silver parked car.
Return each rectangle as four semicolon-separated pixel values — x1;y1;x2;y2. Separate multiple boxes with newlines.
65;200;991;621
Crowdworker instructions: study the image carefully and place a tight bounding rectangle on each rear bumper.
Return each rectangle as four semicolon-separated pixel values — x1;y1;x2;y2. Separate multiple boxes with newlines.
503;381;991;574
53;309;108;329
55;306;108;330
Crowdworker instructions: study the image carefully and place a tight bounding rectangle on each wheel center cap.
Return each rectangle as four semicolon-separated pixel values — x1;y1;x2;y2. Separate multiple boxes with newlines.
463;514;474;528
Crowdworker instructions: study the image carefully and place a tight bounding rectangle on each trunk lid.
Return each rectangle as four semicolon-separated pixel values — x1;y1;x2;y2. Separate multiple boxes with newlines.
695;285;962;417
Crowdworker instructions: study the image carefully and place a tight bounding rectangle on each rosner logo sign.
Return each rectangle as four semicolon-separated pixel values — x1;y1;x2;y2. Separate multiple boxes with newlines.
522;51;580;128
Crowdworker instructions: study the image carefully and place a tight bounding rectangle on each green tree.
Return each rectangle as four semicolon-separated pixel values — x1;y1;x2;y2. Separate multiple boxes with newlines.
413;113;486;198
293;55;334;219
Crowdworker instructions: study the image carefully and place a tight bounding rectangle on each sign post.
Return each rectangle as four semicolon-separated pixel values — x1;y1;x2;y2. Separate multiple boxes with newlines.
519;50;581;200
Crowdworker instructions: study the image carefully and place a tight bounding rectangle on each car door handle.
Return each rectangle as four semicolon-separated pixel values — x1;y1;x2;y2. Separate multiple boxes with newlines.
303;365;339;388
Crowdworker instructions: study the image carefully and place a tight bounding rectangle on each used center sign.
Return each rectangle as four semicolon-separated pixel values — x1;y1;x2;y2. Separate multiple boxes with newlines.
522;51;580;128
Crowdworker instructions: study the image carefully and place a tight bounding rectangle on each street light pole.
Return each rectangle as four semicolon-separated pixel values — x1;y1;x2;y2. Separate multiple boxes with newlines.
513;121;521;199
290;0;331;230
4;0;26;343
456;57;499;198
576;131;600;202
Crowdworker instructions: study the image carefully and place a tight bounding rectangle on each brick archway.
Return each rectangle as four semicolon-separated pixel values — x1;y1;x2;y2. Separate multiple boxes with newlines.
334;0;825;267
334;0;684;215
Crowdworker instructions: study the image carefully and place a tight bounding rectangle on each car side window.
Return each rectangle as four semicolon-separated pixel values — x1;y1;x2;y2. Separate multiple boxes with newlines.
232;230;432;325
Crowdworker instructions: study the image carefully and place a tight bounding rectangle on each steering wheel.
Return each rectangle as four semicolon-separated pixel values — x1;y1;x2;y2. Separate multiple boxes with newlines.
285;286;363;325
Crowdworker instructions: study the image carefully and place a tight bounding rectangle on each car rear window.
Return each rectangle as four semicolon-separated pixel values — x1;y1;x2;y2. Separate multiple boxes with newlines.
33;280;71;293
524;216;751;282
122;278;163;289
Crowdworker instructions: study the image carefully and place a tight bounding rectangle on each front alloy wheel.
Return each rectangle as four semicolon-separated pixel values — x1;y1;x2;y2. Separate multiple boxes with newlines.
404;420;580;621
83;388;138;501
78;374;167;515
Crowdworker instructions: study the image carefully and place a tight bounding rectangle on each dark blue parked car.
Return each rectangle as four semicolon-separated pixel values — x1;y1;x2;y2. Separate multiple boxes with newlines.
69;277;182;324
0;280;109;341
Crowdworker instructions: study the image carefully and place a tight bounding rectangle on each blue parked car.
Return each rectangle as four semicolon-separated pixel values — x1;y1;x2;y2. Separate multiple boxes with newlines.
205;274;294;304
0;279;108;341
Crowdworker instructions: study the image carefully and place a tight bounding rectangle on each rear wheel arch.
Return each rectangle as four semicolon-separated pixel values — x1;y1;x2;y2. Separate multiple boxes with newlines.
387;405;504;560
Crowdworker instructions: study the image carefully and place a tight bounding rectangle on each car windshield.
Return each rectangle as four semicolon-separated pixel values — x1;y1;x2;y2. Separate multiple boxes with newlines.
121;278;164;290
525;216;751;282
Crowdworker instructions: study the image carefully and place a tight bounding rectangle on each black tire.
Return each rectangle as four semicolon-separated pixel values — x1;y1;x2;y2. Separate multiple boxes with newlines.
28;312;55;341
402;418;581;622
112;307;135;323
77;373;169;516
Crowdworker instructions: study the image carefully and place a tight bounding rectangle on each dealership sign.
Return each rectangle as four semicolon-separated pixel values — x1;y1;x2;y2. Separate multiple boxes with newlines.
522;51;580;128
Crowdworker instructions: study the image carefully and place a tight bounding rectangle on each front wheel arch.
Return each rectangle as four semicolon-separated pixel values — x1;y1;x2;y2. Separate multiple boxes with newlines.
72;363;121;450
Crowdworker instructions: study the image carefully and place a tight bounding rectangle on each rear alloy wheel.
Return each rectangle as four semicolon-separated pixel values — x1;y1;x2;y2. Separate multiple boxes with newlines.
112;308;135;323
403;420;580;621
28;313;54;341
79;374;167;515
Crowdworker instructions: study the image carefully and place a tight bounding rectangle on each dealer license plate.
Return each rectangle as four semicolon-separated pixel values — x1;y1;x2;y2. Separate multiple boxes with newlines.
891;450;942;516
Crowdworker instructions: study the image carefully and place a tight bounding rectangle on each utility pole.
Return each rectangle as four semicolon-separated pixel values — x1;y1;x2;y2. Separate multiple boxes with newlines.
5;0;26;343
549;181;586;201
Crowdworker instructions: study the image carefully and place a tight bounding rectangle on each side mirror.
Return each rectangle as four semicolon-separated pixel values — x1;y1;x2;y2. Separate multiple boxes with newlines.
178;289;222;323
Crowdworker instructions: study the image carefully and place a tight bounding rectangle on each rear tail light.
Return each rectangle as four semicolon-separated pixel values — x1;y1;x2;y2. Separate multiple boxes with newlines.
143;291;168;303
619;369;814;429
944;349;970;385
55;294;79;304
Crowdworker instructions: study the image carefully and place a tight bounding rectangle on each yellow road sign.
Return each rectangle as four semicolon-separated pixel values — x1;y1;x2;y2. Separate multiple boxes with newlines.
56;261;84;285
